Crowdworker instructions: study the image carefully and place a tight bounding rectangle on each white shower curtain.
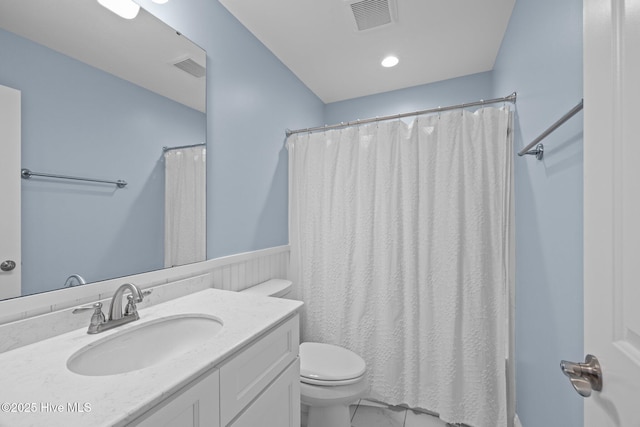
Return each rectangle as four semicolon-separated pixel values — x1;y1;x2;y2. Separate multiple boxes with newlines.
288;107;513;427
164;145;206;268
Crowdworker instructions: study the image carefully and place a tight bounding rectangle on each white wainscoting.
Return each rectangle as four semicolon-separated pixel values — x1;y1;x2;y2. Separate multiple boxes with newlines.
0;245;290;353
211;248;289;292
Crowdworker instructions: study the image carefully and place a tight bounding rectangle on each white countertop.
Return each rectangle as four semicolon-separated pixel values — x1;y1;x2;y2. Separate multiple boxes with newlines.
0;288;302;427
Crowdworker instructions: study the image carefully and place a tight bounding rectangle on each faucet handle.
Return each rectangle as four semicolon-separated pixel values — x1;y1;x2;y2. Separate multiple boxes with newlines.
124;295;139;318
72;302;103;315
72;302;106;334
124;289;152;318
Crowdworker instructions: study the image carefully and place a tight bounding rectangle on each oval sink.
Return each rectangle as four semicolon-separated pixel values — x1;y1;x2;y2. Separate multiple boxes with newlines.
67;314;223;376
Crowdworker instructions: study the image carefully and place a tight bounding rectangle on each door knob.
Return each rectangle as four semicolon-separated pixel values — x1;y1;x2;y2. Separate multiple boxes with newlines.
0;260;16;272
560;354;603;397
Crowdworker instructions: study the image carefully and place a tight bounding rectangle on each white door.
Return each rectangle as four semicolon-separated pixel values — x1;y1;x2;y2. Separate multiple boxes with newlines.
583;0;640;425
0;85;21;300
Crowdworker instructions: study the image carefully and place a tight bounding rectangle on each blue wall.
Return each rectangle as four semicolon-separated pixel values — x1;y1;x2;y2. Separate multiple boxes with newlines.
492;0;584;425
137;0;325;259
1;28;206;295
323;0;584;424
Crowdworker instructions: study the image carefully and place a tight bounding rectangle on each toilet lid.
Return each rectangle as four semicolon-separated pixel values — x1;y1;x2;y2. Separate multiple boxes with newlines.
240;279;292;298
300;342;366;382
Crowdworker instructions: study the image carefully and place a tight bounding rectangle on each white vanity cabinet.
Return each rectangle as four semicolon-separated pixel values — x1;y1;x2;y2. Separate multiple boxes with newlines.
131;314;300;427
0;288;304;427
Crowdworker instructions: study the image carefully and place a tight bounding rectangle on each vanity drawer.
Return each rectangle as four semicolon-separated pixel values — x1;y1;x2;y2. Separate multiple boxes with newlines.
219;314;299;426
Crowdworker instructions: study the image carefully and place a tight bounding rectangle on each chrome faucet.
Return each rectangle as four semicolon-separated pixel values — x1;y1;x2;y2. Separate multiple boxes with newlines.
108;282;143;321
73;283;150;334
64;274;86;287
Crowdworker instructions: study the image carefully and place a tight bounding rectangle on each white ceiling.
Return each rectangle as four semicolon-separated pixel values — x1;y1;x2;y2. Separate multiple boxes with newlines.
219;0;515;103
0;0;206;112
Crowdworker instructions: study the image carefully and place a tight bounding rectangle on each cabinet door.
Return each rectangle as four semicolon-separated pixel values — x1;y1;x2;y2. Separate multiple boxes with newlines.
228;358;300;427
133;369;220;427
220;315;299;425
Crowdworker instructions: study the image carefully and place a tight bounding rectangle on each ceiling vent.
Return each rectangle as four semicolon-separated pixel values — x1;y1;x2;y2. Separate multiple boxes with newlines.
345;0;397;32
173;58;206;78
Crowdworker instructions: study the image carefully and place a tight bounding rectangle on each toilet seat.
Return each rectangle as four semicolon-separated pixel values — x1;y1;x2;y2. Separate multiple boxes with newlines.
301;375;365;386
300;342;366;386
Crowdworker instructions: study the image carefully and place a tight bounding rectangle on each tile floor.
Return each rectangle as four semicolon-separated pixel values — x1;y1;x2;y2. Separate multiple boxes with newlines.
348;400;448;427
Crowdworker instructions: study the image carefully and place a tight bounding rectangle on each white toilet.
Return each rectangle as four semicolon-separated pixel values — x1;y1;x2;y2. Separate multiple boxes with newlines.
241;279;368;427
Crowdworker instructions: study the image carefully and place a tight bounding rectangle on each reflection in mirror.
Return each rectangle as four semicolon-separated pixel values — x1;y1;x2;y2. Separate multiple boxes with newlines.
0;0;207;300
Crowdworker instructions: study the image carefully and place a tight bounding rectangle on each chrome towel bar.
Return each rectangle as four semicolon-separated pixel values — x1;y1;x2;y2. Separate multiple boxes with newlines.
21;168;127;188
518;99;584;160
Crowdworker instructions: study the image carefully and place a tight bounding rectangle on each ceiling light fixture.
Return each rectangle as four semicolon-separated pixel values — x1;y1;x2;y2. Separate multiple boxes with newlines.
381;55;399;68
152;0;170;4
97;0;140;19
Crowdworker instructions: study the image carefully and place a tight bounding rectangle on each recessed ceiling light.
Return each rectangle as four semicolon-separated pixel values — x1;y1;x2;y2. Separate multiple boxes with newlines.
152;0;170;4
381;56;399;68
97;0;140;19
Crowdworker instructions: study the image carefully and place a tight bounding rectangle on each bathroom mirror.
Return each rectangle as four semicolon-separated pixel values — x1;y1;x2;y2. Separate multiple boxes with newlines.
0;0;207;300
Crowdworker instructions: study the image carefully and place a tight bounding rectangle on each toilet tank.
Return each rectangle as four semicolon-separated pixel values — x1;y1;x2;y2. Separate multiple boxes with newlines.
240;279;292;298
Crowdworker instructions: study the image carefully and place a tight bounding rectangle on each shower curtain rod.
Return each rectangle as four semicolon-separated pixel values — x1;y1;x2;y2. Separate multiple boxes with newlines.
285;92;517;137
162;143;206;152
